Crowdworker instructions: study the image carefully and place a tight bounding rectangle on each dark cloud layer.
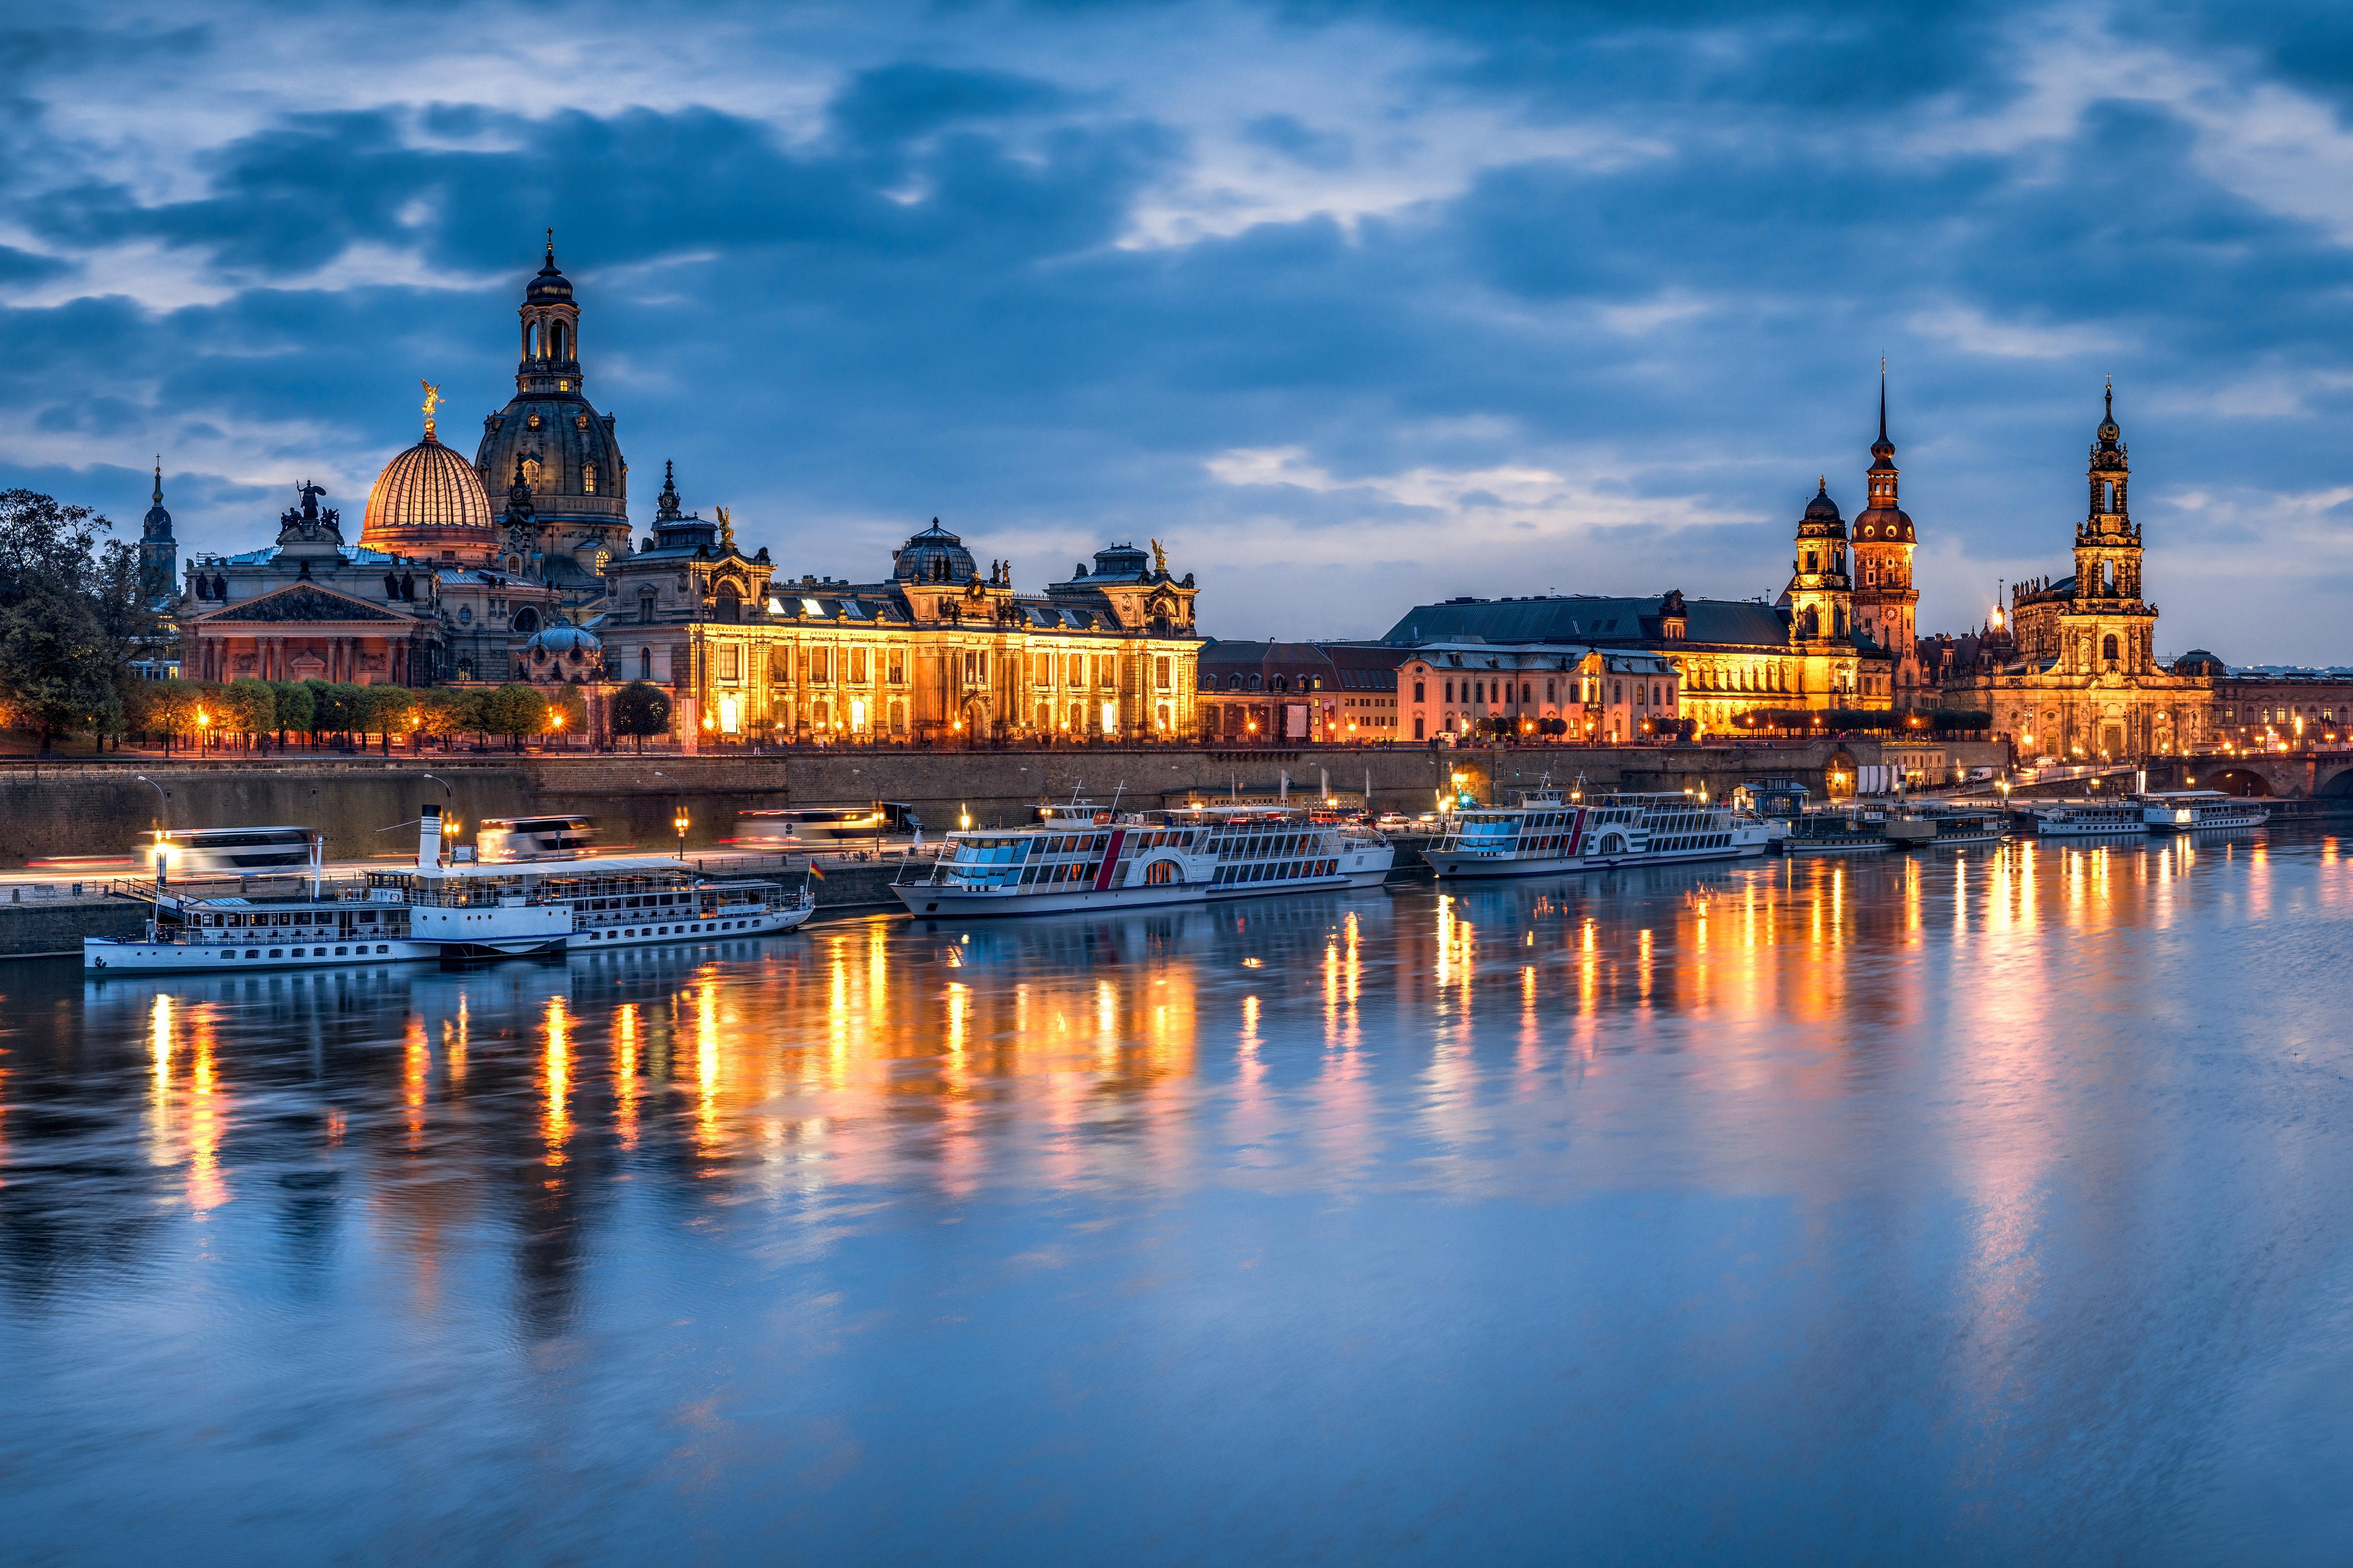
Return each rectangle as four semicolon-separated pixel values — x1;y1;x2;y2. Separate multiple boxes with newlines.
4;0;2352;656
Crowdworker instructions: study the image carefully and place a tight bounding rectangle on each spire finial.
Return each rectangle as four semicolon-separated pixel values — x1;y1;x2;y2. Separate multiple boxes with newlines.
545;226;556;267
1878;359;1888;443
2105;376;2113;418
1818;474;1827;491
152;457;163;505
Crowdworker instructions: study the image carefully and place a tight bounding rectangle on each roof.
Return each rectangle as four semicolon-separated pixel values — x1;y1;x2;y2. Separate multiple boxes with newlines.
418;854;693;879
1381;594;1791;649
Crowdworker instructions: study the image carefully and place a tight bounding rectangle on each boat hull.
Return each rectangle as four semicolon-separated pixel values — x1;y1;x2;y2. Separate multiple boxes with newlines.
894;882;1210;918
1429;844;1748;878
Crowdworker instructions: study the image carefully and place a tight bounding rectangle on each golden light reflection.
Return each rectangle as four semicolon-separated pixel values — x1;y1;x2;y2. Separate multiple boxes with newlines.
695;978;721;1156
542;996;571;1166
404;1011;429;1152
185;1005;224;1215
614;1002;640;1151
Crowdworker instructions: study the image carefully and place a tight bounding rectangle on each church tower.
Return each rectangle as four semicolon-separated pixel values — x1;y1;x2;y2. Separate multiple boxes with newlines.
2060;383;2160;752
1786;478;1854;649
475;233;631;607
138;459;177;614
1849;375;1922;706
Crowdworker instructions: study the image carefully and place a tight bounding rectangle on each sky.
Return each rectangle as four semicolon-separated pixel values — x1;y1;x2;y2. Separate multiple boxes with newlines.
6;1;2353;660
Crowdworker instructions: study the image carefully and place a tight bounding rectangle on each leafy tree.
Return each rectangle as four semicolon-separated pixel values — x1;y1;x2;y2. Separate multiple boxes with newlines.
0;490;110;607
307;681;362;744
270;680;316;747
411;687;472;745
481;683;546;747
215;677;277;748
0;585;120;753
360;684;416;748
610;681;671;754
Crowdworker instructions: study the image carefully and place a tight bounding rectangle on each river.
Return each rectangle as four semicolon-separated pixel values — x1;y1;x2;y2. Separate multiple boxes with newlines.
3;830;2350;1565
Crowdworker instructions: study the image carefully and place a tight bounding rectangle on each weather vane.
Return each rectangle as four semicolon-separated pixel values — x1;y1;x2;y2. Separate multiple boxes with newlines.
420;379;444;438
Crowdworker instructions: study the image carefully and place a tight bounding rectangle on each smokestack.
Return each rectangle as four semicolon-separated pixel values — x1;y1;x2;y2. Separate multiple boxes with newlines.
418;804;443;870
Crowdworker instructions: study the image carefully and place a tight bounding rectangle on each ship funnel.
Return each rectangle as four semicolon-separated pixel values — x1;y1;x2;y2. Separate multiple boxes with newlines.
418;804;444;869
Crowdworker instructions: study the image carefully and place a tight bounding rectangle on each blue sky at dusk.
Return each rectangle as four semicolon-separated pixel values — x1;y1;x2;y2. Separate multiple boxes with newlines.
7;2;2353;657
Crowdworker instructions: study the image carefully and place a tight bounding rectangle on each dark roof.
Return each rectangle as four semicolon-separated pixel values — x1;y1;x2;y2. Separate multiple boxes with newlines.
1380;595;1789;649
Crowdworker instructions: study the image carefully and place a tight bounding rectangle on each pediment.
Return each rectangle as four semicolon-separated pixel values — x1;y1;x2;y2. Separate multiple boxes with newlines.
194;582;412;625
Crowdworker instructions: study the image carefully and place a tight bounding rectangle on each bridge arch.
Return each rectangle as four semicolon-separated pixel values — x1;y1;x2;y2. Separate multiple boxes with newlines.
2205;767;2272;798
2318;767;2353;799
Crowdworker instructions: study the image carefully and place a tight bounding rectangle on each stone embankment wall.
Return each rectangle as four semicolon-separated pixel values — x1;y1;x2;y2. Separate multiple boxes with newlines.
0;740;2007;867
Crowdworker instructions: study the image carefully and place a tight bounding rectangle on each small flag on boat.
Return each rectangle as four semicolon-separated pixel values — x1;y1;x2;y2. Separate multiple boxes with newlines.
806;861;826;879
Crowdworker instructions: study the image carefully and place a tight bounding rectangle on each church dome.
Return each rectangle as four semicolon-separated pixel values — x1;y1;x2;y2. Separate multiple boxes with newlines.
892;519;978;583
361;431;496;557
1797;479;1847;539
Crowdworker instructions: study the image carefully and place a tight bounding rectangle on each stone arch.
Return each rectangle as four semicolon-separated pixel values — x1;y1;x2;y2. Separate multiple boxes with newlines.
1823;747;1860;798
2316;767;2353;799
2208;768;2272;798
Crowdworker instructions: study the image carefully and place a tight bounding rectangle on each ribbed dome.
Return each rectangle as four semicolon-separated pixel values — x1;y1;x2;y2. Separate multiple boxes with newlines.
1796;479;1847;539
892;519;978;584
361;433;495;557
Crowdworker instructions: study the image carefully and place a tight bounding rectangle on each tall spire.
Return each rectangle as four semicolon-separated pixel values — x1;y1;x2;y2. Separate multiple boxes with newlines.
544;226;557;271
1878;358;1888;443
152;457;163;507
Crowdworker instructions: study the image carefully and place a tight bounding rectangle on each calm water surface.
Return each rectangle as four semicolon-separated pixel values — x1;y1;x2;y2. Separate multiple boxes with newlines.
4;833;2352;1565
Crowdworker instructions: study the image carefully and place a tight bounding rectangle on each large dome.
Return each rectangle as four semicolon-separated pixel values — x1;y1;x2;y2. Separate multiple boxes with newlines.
361;432;496;558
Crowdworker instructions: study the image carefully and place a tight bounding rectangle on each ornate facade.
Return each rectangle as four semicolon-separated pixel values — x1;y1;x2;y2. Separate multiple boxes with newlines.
1943;387;2210;758
172;238;1204;740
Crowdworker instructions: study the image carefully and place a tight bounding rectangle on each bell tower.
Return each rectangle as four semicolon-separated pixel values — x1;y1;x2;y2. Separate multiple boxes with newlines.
516;229;582;398
1849;371;1923;705
2062;380;2156;687
138;457;178;613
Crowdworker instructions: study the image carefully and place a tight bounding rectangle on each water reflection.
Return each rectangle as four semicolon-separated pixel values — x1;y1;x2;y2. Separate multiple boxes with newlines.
4;830;2351;1563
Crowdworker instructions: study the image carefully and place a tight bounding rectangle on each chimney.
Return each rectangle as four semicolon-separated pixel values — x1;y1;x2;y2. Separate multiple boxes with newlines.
418;804;444;869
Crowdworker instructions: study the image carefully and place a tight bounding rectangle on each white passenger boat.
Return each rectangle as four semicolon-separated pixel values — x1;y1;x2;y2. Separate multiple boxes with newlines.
2135;790;2268;833
892;801;1394;917
1426;788;1766;879
2032;802;2149;837
85;806;813;974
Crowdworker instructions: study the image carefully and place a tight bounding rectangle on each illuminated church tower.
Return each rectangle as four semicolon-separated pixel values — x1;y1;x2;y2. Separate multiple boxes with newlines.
1849;375;1923;706
1786;478;1853;650
474;233;631;604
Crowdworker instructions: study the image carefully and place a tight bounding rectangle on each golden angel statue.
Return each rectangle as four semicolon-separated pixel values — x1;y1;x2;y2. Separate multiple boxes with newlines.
715;505;735;551
1150;538;1168;575
419;379;444;437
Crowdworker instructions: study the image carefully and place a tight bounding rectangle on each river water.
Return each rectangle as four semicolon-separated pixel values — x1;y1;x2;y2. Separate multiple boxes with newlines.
3;831;2350;1565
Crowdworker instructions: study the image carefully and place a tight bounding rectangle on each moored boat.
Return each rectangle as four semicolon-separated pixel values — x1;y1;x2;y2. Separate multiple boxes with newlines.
2135;790;2268;833
2032;802;2149;837
892;801;1393;917
1426;787;1762;879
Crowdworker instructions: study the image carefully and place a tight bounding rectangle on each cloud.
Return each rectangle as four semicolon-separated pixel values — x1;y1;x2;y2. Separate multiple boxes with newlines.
3;0;2353;658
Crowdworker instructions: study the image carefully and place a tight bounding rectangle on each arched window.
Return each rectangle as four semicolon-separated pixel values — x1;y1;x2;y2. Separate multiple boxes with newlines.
2103;634;2120;663
717;585;741;623
583;463;597;495
551;321;569;360
639;647;652;679
512;607;539;636
1803;605;1820;639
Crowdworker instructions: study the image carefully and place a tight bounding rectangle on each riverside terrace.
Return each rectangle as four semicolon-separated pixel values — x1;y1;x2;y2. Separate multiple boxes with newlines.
0;740;2017;872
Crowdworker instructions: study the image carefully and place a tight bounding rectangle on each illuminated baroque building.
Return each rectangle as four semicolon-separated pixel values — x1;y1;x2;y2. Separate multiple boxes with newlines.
1380;429;1902;738
176;239;1204;742
1942;387;2210;760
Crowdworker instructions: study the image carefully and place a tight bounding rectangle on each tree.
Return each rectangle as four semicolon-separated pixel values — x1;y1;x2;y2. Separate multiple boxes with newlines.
215;677;277;749
124;678;202;749
481;683;546;748
546;682;587;746
611;681;671;754
411;687;472;746
307;681;363;745
0;585;120;753
270;680;315;748
360;684;416;750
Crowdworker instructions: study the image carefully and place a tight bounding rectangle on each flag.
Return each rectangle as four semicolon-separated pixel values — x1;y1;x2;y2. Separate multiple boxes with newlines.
806;861;826;880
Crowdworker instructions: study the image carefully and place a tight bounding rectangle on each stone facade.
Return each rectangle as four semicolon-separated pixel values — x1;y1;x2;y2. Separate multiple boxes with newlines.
1943;387;2211;760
